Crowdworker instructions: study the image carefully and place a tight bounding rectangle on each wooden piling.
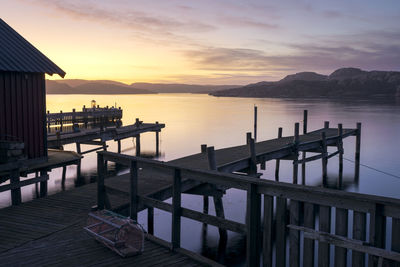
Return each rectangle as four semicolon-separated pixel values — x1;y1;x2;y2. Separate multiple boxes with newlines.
117;140;121;153
10;169;21;205
97;153;105;210
148;207;154;235
201;144;207;153
61;166;67;187
321;132;328;185
302;110;308;184
39;170;47;198
60;110;63;132
136;134;141;156
355;122;362;182
76;142;82;179
338;124;343;188
275;127;283;181
249;138;257;177
246;132;252;145
293;123;299;184
324;121;330;129
254;105;257;141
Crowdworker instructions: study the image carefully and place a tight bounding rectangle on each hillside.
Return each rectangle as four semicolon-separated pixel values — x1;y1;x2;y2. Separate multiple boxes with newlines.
46;79;240;94
46;80;153;94
210;68;400;98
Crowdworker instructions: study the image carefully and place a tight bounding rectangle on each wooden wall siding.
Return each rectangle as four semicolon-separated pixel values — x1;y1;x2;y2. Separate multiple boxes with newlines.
0;72;46;159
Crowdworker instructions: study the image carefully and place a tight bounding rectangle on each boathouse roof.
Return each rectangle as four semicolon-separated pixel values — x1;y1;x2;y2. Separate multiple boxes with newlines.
0;18;66;77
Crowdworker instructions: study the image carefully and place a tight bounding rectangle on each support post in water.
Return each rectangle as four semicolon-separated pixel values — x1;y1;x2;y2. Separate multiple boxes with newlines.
302;110;308;184
117;140;121;153
355;122;362;183
324;121;330;129
249;138;257;177
293;123;299;184
321;131;328;186
10;169;21;205
135;134;141;156
39;170;48;198
246;132;252;145
254;105;257;141
155;121;160;156
338;124;344;188
275;127;283;181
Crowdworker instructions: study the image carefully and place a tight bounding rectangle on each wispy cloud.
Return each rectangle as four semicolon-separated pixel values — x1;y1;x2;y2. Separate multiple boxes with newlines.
219;16;279;30
22;0;216;36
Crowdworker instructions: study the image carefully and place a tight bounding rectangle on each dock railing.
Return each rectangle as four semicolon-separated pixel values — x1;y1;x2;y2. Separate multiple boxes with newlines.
97;150;400;267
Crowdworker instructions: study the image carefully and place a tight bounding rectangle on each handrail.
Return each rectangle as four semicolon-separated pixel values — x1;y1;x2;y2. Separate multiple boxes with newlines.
98;150;400;218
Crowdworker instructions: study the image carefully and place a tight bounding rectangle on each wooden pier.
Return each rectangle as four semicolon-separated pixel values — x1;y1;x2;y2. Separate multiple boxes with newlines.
46;106;123;133
1;111;399;266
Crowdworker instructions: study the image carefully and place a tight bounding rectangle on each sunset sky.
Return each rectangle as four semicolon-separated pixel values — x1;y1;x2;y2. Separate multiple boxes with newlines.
2;0;400;84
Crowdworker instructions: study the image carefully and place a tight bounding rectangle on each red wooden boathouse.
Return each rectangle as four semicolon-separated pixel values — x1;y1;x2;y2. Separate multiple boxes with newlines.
0;18;65;160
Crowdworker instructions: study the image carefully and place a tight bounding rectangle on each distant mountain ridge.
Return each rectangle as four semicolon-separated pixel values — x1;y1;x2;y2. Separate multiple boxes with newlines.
46;79;240;94
210;68;400;98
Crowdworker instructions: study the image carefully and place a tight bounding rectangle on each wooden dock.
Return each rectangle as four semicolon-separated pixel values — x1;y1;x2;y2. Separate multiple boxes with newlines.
1;111;400;266
0;182;208;266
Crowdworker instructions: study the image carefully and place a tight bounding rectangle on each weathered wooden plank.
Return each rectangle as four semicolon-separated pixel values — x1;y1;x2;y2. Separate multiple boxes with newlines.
171;168;182;249
246;183;261;267
288;225;400;262
369;204;386;267
289;200;300;267
303;202;315;267
276;197;287;267
352;211;366;267
335;208;348;267
318;205;331;267
263;195;273;267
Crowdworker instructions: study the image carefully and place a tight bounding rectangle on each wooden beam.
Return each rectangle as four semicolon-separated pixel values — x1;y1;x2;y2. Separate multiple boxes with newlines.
171;168;182;249
246;183;261;267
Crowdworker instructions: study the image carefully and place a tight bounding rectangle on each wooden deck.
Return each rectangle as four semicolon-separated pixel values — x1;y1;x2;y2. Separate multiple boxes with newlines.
0;125;360;266
47;122;165;148
0;181;204;266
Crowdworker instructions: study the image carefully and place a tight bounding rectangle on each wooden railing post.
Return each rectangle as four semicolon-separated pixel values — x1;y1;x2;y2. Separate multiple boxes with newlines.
155;121;160;156
147;207;154;235
263;195;273;267
246;132;252;145
135;134;141;156
324;121;330;129
303;202;315;267
130;160;138;221
368;204;386;267
318;205;331;266
246;183;261;267
355;122;362;182
302;110;308;184
321;132;328;185
249;138;257;177
39;170;48;198
352;211;366;266
276;197;287;267
289;200;300;267
335;208;348;267
275;127;283;181
254;105;257;141
171;168;182;250
10;168;21;205
293;123;299;184
97;153;105;210
338;124;344;188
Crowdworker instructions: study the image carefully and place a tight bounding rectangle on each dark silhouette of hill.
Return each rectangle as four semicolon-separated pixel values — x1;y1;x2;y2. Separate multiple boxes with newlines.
46;79;240;94
130;82;239;93
210;68;400;98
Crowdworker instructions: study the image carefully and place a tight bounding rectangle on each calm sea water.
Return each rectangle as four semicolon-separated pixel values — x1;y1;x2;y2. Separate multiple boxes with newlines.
2;94;400;265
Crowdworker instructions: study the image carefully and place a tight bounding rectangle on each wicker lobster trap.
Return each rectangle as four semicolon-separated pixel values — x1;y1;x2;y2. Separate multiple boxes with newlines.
84;210;144;257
